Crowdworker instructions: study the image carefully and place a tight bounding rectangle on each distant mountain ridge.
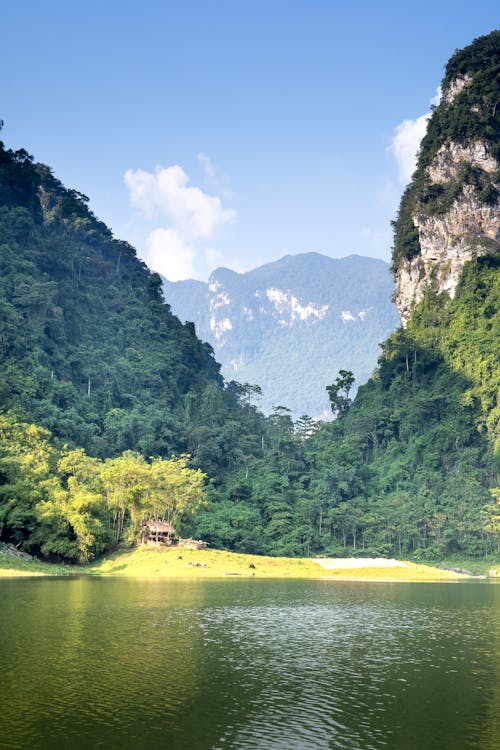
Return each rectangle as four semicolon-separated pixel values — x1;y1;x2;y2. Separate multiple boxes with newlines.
163;253;400;417
1;31;497;565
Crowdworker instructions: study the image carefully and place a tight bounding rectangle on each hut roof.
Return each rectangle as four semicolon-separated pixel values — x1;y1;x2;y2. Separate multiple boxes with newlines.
143;521;175;534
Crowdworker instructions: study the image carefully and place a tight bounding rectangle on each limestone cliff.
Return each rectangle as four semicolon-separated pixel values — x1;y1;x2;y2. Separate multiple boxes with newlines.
395;139;500;323
392;32;500;325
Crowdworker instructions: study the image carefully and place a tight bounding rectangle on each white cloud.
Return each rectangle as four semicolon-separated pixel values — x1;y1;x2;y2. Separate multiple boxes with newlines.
124;160;236;281
197;152;217;184
388;87;442;185
197;152;232;198
430;86;442;107
144;228;196;282
124;164;235;238
341;311;355;322
389;113;430;183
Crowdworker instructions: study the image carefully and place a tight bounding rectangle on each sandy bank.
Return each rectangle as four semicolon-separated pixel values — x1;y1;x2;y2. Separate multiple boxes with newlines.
314;558;411;570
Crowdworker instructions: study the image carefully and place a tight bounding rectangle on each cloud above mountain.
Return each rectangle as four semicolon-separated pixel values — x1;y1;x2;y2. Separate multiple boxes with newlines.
389;113;430;183
145;228;197;281
124;162;235;281
388;88;441;184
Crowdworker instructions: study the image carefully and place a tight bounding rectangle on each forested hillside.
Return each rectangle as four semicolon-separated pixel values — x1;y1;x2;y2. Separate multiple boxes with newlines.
0;137;267;559
189;249;498;559
188;31;499;559
0;139;224;458
0;32;498;563
179;31;500;559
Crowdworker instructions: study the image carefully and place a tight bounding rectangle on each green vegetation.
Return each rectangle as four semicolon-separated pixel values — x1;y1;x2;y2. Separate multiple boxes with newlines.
0;553;69;576
0;414;206;561
0;140;222;458
191;288;499;559
0;544;470;581
392;30;500;270
0;135;498;563
163;253;399;419
0;33;499;565
326;369;355;419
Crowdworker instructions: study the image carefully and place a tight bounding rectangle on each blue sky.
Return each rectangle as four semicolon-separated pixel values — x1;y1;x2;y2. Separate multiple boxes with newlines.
2;1;498;280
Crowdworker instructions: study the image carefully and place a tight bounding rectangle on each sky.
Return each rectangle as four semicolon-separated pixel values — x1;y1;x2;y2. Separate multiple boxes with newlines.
2;0;498;281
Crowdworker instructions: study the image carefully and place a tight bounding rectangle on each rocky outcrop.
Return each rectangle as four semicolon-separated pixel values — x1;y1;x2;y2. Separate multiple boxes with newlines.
395;139;500;325
426;140;497;182
0;542;33;561
441;73;472;105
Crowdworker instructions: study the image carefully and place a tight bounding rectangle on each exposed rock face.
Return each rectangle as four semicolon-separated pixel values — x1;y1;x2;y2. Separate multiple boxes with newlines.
395;139;500;325
0;542;33;561
441;73;472;105
426;141;497;182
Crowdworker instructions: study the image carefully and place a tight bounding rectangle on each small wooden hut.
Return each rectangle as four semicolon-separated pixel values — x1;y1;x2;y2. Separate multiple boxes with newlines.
142;521;177;545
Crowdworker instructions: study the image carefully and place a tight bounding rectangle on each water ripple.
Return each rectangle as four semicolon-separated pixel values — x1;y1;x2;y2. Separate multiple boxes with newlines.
0;579;498;750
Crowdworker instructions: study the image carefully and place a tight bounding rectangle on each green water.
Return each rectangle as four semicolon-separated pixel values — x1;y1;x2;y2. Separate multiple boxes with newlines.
0;578;498;750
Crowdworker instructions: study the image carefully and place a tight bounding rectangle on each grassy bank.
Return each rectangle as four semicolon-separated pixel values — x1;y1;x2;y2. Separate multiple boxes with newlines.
0;554;69;577
429;555;499;577
0;545;484;581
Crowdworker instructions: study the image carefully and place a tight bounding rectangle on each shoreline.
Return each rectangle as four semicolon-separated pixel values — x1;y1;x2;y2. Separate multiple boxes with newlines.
0;546;485;581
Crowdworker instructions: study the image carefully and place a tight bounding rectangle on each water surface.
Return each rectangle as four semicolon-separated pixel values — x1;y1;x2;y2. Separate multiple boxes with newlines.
1;578;498;749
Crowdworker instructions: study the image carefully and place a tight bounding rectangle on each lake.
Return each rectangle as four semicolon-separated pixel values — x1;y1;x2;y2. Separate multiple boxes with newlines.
0;578;498;749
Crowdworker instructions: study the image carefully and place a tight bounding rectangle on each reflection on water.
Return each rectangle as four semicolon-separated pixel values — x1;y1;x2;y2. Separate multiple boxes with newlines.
1;579;499;750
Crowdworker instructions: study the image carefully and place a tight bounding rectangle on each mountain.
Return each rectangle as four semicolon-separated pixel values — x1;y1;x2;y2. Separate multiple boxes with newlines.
390;29;499;450
163;253;400;417
307;30;499;557
393;30;500;325
0;139;227;459
195;29;500;561
0;32;498;564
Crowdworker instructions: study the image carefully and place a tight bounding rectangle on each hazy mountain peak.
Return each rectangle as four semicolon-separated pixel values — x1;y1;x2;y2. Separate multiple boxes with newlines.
163;252;400;417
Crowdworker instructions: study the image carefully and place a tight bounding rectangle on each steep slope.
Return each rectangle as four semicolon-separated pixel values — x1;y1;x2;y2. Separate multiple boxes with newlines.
390;30;499;449
298;30;500;557
193;30;499;561
393;30;500;323
0;140;223;457
163;253;400;417
1;32;498;563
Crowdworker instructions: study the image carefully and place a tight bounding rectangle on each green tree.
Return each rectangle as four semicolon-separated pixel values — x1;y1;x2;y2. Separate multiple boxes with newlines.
147;455;207;530
326;370;355;419
100;452;149;540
